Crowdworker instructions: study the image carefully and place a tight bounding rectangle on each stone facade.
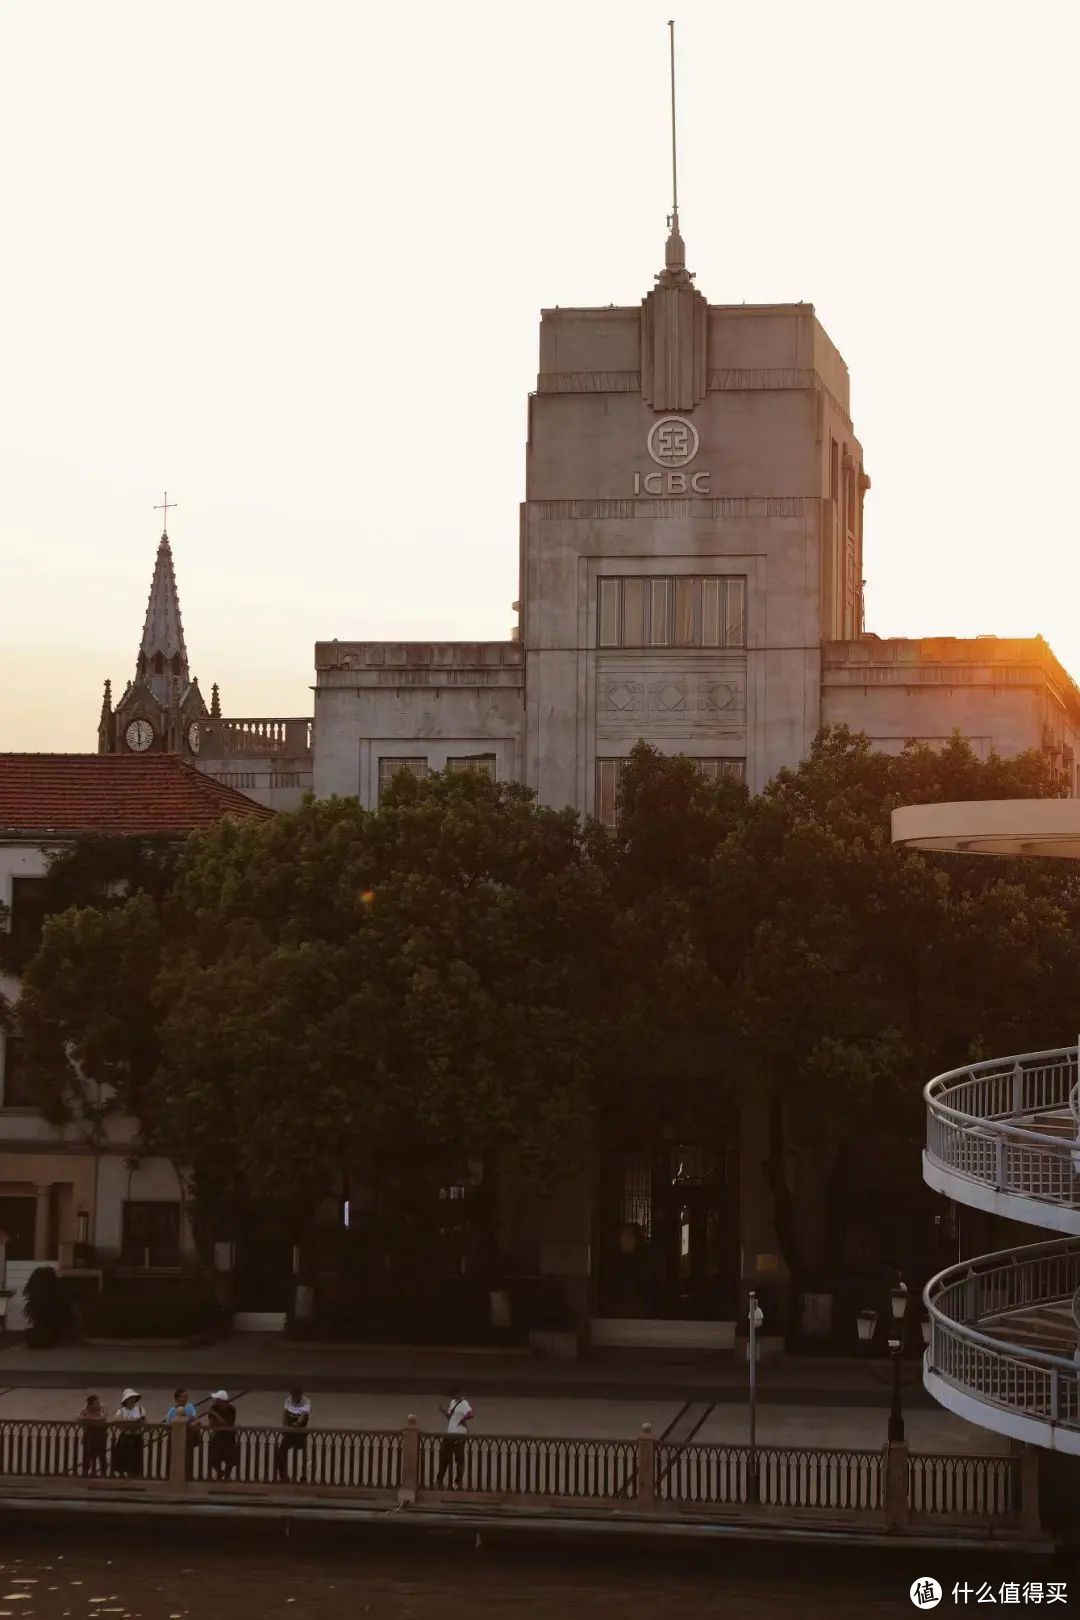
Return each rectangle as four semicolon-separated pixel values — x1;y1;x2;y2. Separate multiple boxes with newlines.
308;219;1080;1345
314;641;524;803
313;224;1079;811
823;636;1080;787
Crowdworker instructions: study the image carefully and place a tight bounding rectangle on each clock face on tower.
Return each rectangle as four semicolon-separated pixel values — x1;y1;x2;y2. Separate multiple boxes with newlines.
187;722;201;754
124;718;154;753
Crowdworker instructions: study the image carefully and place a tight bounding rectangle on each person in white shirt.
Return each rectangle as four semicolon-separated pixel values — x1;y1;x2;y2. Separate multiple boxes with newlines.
111;1389;146;1478
436;1387;473;1487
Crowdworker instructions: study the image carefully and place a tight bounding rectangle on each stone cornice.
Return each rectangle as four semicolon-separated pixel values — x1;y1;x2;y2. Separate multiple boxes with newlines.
537;371;640;393
824;636;1080;727
315;641;522;671
708;367;814;390
530;497;810;520
533;368;851;428
315;641;524;689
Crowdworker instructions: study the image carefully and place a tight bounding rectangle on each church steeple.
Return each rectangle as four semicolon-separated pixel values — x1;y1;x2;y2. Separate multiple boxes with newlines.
99;497;213;757
137;527;189;706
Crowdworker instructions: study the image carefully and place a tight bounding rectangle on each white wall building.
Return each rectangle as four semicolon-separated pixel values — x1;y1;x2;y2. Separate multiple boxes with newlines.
0;754;271;1325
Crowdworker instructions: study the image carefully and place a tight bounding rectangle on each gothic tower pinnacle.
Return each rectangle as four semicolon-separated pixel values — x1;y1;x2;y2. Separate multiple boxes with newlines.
137;527;189;706
99;496;212;757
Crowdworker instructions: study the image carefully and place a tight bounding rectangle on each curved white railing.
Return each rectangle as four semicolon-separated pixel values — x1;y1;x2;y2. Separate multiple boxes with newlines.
924;1238;1080;1450
924;1045;1080;1226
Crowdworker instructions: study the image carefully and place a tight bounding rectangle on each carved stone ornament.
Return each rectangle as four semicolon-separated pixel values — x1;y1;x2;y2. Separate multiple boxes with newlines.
640;214;708;413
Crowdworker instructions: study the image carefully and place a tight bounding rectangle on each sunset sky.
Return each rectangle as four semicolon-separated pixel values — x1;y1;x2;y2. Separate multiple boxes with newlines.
2;0;1077;749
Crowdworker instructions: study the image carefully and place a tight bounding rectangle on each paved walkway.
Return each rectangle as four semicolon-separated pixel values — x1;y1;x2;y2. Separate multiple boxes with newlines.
0;1335;1003;1454
0;1334;938;1400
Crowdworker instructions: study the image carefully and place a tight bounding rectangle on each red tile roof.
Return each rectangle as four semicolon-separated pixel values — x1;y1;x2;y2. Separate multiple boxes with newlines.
0;754;275;837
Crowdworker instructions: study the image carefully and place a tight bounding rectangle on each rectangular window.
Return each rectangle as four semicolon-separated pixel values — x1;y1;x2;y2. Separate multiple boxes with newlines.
378;756;427;799
622;578;646;647
725;577;746;648
121;1201;181;1267
674;577;697;646
6;876;49;966
701;578;722;647
620;1150;652;1240
596;577;747;649
648;578;672;646
446;755;496;779
597;758;745;827
1;1036;38;1109
693;759;746;784
598;578;621;648
595;758;627;829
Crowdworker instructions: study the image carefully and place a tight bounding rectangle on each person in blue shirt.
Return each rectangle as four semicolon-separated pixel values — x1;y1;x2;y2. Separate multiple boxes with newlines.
165;1387;198;1423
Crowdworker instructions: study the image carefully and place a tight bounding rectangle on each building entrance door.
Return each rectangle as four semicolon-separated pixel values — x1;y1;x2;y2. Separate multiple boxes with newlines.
0;1196;37;1262
599;1137;739;1320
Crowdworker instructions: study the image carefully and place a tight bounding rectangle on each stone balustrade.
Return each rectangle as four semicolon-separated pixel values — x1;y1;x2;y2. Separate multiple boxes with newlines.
0;1416;1041;1538
197;718;313;758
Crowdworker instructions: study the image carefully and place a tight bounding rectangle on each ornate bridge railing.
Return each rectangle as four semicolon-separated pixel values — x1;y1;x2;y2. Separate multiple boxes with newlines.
188;1424;400;1489
925;1045;1080;1214
925;1238;1080;1436
0;1416;1037;1534
418;1432;636;1499
0;1420;170;1480
657;1441;883;1510
908;1452;1019;1519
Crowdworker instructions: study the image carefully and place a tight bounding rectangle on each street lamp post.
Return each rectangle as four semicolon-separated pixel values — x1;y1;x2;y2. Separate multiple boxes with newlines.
856;1279;910;1444
888;1280;909;1444
748;1290;763;1503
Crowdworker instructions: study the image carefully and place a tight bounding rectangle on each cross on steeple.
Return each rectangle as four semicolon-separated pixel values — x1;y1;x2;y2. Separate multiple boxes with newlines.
154;491;177;538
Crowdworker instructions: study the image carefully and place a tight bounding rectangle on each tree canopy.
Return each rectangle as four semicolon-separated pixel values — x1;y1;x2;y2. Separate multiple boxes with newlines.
14;729;1080;1297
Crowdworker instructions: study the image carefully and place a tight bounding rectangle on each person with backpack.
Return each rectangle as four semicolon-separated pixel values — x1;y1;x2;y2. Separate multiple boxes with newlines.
436;1387;473;1488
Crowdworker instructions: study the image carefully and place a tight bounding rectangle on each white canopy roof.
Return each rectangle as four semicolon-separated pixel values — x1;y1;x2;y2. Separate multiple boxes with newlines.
891;799;1080;861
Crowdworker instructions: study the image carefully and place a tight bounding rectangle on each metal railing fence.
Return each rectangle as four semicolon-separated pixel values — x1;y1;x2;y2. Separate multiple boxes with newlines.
925;1045;1080;1210
926;1238;1080;1433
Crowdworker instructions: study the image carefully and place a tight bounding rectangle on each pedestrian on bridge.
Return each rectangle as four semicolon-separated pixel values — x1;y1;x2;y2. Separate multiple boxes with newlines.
207;1390;238;1480
436;1388;473;1489
276;1388;311;1483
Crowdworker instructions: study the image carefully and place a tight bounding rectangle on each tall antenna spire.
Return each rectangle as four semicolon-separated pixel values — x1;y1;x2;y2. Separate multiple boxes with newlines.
657;20;689;284
669;19;679;229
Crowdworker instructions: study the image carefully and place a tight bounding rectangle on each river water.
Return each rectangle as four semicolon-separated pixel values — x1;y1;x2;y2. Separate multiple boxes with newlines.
0;1529;1068;1620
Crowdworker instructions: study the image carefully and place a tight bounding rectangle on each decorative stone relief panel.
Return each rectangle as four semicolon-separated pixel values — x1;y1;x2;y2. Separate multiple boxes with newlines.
597;666;747;738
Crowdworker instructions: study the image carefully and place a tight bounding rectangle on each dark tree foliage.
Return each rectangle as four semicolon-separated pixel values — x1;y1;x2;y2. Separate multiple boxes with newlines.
13;731;1080;1307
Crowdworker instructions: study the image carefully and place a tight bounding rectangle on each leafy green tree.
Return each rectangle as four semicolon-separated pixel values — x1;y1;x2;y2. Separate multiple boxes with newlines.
147;773;615;1278
728;727;1080;1301
16;729;1080;1337
13;838;180;1134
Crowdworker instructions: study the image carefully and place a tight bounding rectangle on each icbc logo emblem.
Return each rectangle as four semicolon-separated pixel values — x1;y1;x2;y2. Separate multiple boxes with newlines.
634;416;710;494
647;416;699;467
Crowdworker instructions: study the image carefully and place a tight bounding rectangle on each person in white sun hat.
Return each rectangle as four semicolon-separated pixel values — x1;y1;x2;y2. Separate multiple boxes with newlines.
111;1388;145;1478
